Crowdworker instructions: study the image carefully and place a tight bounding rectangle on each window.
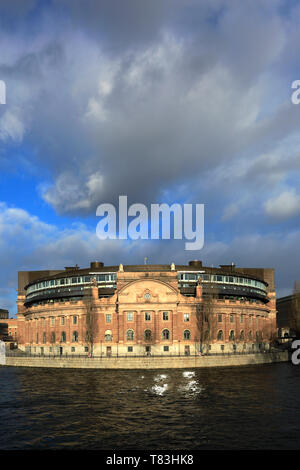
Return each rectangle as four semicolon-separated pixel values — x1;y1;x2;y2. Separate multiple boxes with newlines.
204;315;208;323
51;332;55;343
145;312;151;321
163;346;169;352
249;330;253;341
71;347;75;352
51;317;55;326
61;317;65;326
126;329;134;341
36;333;39;343
217;330;223;341
229;330;235;341
72;331;78;342
183;330;190;340
43;332;46;343
230;314;234;323
144;330;152;341
127;312;134;322
184;313;190;322
73;316;77;325
240;315;243;323
162;329;170;340
84;346;89;352
218;314;222;322
106;314;112;323
128;346;133;352
240;330;244;341
163;311;169;321
105;334;112;341
61;331;66;342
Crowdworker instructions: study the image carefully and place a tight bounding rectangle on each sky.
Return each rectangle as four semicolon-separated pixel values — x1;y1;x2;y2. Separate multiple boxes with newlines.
1;0;300;315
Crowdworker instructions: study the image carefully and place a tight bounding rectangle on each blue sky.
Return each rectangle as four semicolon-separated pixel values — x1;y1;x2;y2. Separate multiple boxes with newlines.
1;0;300;315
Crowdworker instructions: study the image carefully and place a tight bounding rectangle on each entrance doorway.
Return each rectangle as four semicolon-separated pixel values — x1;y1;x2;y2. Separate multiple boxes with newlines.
106;346;112;357
145;346;151;356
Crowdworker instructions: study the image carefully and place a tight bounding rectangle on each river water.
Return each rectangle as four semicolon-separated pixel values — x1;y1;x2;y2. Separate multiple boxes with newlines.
0;362;299;450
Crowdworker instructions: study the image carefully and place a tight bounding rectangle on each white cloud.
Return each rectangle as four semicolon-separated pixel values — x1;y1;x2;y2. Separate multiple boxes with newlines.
264;189;300;220
42;171;105;213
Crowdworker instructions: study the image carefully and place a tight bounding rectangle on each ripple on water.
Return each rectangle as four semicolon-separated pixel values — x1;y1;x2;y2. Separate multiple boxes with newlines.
0;363;300;450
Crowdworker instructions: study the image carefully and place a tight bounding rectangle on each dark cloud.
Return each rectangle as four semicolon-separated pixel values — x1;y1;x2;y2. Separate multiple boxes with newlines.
0;0;299;305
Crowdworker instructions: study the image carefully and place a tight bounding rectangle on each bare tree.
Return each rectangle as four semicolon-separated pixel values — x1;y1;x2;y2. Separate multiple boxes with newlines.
196;282;218;354
83;279;98;356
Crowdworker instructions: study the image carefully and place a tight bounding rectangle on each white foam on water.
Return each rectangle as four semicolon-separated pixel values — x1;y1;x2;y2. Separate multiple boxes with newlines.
151;383;168;396
154;374;168;382
182;371;195;378
179;379;203;397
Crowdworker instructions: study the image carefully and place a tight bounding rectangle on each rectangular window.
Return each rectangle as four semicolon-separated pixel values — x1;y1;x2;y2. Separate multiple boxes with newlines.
51;317;55;326
218;314;222;322
230;314;234;323
128;346;133;352
163;346;169;352
184;313;190;322
71;347;75;352
127;312;134;322
145;312;151;321
163;311;169;321
106;314;112;323
61;317;65;325
240;315;243;323
73;316;77;325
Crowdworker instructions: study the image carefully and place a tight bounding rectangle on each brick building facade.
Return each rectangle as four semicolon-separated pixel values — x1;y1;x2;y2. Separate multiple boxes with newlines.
16;261;277;355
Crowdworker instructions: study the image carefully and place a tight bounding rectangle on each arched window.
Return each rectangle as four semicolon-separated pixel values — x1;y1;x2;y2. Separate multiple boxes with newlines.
127;329;134;341
72;331;78;342
51;332;55;343
249;330;252;341
60;331;66;343
217;330;224;341
144;329;152;341
229;330;235;341
240;330;244;341
105;334;112;341
183;330;190;340
162;329;170;340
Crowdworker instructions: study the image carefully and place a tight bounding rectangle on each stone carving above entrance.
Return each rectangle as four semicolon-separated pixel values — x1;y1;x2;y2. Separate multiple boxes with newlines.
137;289;158;303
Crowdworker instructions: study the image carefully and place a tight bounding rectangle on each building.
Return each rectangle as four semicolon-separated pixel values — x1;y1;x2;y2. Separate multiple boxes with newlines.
0;308;9;340
0;308;8;320
16;261;277;356
277;283;300;339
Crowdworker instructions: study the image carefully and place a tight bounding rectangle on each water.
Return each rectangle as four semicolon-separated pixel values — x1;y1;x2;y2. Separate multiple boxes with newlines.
0;362;299;450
